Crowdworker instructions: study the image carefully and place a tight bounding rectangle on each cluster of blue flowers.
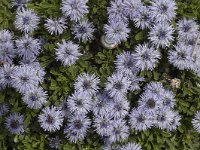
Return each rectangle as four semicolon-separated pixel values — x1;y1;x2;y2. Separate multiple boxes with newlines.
1;0;200;149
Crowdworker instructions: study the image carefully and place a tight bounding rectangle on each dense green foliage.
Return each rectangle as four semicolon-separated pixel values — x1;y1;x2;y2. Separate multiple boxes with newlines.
1;0;200;149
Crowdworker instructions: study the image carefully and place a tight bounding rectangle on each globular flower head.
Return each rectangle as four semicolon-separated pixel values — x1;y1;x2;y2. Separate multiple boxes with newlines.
0;41;16;64
149;0;177;23
126;72;144;92
177;18;199;41
38;106;64;132
132;43;161;71
132;6;153;30
144;81;165;96
11;64;40;94
14;8;40;33
64;114;91;143
115;51;138;75
108;119;129;143
104;20;130;44
61;0;89;22
15;35;41;61
5;112;25;134
129;108;153;131
168;44;194;70
192;111;200;133
74;72;100;96
149;22;174;48
22;87;47;109
93;112;114;137
0;64;15;89
55;40;82;66
0;30;13;43
107;0;128;23
105;72;131;99
166;111;181;131
67;91;92;115
123;0;143;19
119;142;143;150
0;103;9;117
45;17;67;35
160;90;176;109
48;136;61;149
72;19;95;43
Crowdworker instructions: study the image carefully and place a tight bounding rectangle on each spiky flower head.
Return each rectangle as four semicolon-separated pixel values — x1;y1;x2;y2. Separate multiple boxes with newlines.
74;72;100;96
132;43;161;71
45;17;67;35
61;0;89;22
149;22;174;48
104;20;130;44
55;40;82;66
22;87;47;109
0;103;9;117
119;142;143;150
72;19;95;43
192;111;200;133
64;114;91;143
38;106;64;132
5;113;25;134
15;35;41;61
105;72;131;99
149;0;177;23
48;136;61;149
0;41;16;64
14;8;40;33
0;30;13;43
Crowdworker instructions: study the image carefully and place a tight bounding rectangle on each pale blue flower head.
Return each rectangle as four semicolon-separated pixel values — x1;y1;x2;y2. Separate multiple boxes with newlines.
104;20;130;44
0;103;9;117
67;91;92;115
166;111;181;131
14;7;40;33
38;106;64;132
0;30;13;43
149;0;177;23
15;35;41;61
64;114;91;143
5;112;25;134
61;0;89;22
192;111;200;133
132;43;161;71
45;17;67;35
119;142;143;150
22;87;47;109
55;40;82;66
72;19;95;43
0;41;16;64
48;136;61;149
74;72;100;96
149;22;174;48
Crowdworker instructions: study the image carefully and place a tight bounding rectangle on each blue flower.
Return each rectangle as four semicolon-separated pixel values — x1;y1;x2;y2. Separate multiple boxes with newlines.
0;64;15;89
149;22;174;48
160;90;176;109
115;51;138;75
38;106;64;132
0;41;16;64
132;6;153;30
177;18;199;41
14;8;40;33
15;35;41;61
11;64;40;94
0;103;9;117
74;72;100;96
55;40;82;66
61;0;89;22
104;19;130;44
149;0;177;23
67;91;92;115
119;142;142;150
166;111;181;131
129;108;153;131
107;0;128;23
11;0;31;8
168;44;194;70
48;136;61;149
22;87;47;109
144;81;165;96
45;17;67;35
192;111;200;133
64;114;91;143
5;112;25;134
108;119;129;143
132;43;161;71
0;30;13;43
105;72;131;99
72;19;95;43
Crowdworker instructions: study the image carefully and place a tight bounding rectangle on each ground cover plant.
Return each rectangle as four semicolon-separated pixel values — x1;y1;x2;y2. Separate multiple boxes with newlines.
1;0;200;150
